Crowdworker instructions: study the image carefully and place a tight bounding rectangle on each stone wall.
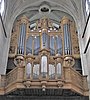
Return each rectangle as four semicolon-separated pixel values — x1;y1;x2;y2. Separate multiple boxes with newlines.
81;15;90;99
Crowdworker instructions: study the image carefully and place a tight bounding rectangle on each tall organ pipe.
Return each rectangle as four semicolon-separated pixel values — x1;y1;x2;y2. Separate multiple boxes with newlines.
63;19;72;55
18;23;26;54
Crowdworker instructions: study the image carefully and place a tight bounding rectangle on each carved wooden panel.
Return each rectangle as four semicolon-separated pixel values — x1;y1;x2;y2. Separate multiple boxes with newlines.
70;22;80;56
70;68;83;88
9;31;18;57
6;67;18;86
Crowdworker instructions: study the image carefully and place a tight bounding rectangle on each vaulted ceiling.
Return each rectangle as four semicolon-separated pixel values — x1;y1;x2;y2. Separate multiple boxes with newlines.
5;0;83;33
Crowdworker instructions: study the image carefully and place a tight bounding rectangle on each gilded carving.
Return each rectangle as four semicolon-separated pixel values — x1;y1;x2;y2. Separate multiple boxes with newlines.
70;22;80;55
9;46;16;54
9;31;18;56
57;80;64;88
73;46;80;54
63;56;75;67
23;80;31;88
14;55;25;67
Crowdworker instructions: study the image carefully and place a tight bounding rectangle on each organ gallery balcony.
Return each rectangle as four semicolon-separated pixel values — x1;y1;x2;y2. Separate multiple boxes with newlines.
0;16;88;97
0;54;89;96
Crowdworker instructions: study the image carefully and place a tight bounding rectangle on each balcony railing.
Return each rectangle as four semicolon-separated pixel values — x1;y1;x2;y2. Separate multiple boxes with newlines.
0;64;89;96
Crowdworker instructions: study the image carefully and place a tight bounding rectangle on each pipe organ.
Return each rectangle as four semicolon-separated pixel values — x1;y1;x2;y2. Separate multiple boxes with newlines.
8;16;81;76
0;15;88;97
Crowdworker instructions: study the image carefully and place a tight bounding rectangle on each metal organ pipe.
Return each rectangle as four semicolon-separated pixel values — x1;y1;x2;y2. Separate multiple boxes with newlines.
41;56;48;78
18;23;26;54
63;23;72;55
41;32;49;49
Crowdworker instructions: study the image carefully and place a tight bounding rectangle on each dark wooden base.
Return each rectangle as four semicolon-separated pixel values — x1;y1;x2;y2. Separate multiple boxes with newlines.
0;95;89;100
0;89;89;100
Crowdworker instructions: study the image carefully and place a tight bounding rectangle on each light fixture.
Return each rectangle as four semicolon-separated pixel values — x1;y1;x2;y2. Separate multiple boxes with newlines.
42;85;46;91
42;29;45;31
48;30;50;32
54;28;56;30
39;30;41;32
50;28;52;30
35;36;37;38
31;30;33;31
42;88;45;91
34;27;36;30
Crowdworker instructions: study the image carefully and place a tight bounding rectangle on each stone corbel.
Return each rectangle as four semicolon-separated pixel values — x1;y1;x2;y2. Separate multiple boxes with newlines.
63;56;75;67
41;81;47;91
23;80;31;88
14;55;25;67
57;80;64;88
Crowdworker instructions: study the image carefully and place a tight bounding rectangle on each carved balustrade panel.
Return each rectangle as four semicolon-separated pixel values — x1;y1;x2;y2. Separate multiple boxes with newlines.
63;67;83;89
63;67;71;81
6;67;18;86
70;68;83;88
